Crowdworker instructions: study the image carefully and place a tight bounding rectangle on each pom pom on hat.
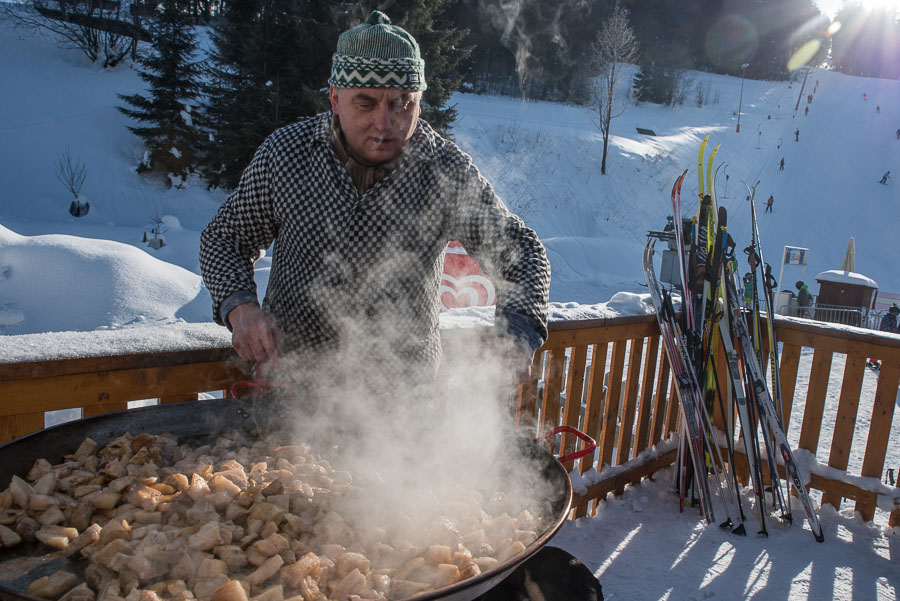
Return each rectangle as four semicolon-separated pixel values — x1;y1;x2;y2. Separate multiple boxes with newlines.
329;11;426;91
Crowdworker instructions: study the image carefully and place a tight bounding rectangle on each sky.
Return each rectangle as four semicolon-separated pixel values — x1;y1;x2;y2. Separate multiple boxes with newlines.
815;0;841;17
0;11;898;601
814;0;898;18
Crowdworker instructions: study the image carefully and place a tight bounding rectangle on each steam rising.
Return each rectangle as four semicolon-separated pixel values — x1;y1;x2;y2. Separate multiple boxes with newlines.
480;0;590;98
267;248;559;551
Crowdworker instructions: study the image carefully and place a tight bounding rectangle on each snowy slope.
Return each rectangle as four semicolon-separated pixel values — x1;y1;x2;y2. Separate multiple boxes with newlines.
2;16;899;333
0;16;898;601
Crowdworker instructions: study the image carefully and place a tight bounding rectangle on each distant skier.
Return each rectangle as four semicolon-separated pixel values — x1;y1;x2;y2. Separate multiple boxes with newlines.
876;106;881;114
896;128;900;140
794;128;800;142
779;157;785;171
795;281;812;318
880;171;891;184
804;106;809;116
863;92;867;101
765;194;774;212
807;94;813;105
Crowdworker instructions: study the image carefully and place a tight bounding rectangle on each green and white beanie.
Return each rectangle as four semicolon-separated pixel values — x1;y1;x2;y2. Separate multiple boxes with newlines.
329;11;426;91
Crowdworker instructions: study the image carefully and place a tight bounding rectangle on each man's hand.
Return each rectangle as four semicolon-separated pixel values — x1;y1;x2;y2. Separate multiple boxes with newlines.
228;303;283;371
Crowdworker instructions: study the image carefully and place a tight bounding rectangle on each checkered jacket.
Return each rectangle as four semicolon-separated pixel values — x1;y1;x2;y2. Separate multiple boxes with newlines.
200;113;550;374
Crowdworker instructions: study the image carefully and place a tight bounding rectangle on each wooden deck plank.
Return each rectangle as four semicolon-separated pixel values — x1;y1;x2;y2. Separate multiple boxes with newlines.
778;343;802;430
561;345;589;467
634;336;659;455
599;341;627;468
856;361;900;519
616;338;644;465
580;343;609;474
649;348;671;446
821;354;865;509
540;348;566;451
797;349;833;453
0;361;250;417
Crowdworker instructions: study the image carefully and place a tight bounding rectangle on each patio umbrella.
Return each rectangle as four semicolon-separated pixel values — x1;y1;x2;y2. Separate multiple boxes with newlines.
840;237;855;272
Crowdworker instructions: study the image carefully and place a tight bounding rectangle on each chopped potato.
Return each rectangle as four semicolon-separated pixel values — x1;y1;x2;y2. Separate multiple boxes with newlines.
2;431;550;601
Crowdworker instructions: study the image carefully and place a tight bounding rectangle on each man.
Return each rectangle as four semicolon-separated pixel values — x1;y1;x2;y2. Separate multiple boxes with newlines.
200;11;550;400
880;171;891;185
869;304;899;368
795;280;811;318
880;305;899;333
765;194;774;213
742;272;753;309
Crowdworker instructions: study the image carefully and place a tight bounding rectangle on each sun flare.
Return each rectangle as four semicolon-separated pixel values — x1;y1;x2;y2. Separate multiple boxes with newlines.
845;0;898;14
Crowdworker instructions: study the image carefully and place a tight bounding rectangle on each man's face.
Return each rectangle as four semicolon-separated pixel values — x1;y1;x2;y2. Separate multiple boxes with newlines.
329;87;421;164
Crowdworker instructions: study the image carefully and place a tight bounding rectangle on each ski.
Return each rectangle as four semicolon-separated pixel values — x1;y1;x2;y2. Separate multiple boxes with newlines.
649;174;746;532
743;180;792;521
748;183;786;428
722;262;825;542
720;267;771;536
644;238;716;524
697;134;709;199
672;169;692;331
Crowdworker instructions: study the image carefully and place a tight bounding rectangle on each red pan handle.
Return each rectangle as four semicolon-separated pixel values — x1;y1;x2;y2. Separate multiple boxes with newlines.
539;426;597;463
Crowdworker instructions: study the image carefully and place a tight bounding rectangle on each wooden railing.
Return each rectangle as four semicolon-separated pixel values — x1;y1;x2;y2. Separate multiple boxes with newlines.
1;314;898;526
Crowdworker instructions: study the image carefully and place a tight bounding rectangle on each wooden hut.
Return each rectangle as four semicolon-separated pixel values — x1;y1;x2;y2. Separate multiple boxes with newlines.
813;270;878;326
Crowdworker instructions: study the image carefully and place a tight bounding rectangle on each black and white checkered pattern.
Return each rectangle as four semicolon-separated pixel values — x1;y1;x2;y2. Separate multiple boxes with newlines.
200;113;550;375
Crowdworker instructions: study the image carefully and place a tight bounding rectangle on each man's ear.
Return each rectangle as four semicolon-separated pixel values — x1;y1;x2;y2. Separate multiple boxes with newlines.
329;87;340;114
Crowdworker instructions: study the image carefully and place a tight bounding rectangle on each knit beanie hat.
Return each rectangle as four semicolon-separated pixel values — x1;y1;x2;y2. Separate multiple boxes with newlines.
329;11;426;91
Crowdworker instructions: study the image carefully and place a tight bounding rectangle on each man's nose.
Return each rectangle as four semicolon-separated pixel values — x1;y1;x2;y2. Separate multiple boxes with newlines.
373;104;392;132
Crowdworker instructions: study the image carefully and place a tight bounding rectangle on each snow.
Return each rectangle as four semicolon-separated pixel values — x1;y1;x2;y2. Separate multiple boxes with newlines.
0;14;898;601
815;269;879;288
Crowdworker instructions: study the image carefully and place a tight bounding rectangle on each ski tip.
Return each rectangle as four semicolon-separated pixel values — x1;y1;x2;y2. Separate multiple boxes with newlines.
731;524;747;536
719;519;733;530
815;533;825;543
757;529;769;538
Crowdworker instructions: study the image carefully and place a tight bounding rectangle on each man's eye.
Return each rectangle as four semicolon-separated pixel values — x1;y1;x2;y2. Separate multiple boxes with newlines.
357;103;374;111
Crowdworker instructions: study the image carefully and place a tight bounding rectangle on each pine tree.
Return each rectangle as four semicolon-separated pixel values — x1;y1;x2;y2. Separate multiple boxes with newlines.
199;0;332;189
117;0;203;180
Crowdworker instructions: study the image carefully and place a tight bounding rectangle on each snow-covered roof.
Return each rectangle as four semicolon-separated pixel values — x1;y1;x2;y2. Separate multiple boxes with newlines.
814;270;878;289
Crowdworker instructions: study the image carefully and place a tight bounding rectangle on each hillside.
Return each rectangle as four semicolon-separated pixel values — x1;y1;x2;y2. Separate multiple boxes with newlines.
0;16;898;335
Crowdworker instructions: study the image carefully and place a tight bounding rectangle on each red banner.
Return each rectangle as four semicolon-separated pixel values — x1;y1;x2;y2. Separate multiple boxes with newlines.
440;241;496;309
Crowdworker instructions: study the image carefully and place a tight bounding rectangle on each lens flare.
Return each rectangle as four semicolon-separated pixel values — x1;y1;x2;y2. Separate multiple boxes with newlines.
788;39;822;71
705;15;759;72
827;21;842;36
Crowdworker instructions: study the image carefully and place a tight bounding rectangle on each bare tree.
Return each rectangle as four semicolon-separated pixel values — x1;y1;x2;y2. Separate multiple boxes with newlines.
55;145;87;199
589;3;639;175
2;1;144;67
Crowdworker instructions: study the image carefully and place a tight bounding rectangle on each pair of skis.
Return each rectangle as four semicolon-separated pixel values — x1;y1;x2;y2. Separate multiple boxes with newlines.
644;235;742;531
644;143;824;542
648;167;744;532
721;257;825;542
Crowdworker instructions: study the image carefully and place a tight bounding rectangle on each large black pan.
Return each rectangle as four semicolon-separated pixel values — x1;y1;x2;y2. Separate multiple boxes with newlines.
0;399;573;601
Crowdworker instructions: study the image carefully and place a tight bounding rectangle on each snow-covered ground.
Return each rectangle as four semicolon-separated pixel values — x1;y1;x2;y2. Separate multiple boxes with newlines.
0;12;898;601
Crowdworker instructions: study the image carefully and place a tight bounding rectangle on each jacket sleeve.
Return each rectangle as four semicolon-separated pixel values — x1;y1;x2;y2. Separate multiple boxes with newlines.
199;137;281;327
446;152;551;352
